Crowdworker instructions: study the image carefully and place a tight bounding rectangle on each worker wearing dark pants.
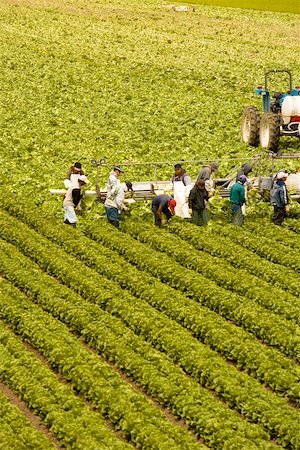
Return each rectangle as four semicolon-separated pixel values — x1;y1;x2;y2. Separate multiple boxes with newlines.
152;195;176;227
272;206;287;225
270;172;289;225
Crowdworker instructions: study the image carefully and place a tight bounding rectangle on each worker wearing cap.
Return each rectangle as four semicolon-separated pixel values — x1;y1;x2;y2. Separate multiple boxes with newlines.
188;180;210;226
230;175;247;226
63;175;89;227
106;166;123;197
64;162;85;188
197;161;218;196
171;163;192;219
151;194;176;227
270;171;289;225
105;166;127;228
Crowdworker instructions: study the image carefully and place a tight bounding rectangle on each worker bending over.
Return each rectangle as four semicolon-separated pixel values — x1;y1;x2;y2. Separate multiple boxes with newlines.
152;194;176;227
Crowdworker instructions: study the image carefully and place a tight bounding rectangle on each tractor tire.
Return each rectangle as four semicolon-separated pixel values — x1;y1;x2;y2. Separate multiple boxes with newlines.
241;106;260;147
259;113;281;152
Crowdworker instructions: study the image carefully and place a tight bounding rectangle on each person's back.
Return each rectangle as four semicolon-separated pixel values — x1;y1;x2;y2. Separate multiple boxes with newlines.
230;181;245;205
270;172;288;225
271;180;288;208
152;194;170;209
197;165;211;181
105;183;125;210
236;163;252;182
188;183;208;211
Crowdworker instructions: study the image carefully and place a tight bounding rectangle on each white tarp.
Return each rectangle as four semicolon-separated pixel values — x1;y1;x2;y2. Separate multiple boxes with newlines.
173;181;192;219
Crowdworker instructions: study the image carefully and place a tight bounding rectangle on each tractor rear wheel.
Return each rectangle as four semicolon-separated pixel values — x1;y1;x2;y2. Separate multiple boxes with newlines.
242;106;260;146
259;113;281;152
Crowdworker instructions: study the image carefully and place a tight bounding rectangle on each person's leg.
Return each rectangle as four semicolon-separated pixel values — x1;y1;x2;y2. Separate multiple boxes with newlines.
106;207;120;225
199;208;210;226
163;206;172;222
272;206;285;225
152;206;162;227
191;209;201;225
64;205;77;226
231;204;243;226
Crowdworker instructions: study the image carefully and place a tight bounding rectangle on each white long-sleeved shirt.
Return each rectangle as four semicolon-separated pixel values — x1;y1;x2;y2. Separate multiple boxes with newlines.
104;184;125;210
104;171;125;210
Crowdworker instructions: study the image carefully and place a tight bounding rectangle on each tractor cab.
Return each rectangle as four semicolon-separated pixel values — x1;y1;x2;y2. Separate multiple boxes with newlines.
242;69;300;152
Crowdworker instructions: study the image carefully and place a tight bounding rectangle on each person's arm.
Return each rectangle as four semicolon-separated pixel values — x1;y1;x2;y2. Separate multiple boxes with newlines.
279;185;288;206
239;186;246;205
64;179;72;188
156;205;164;220
203;189;209;201
116;189;127;211
183;174;191;186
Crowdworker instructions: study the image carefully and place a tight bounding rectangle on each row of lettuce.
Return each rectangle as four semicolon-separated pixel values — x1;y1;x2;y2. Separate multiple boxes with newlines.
1;244;273;448
0;277;201;450
0;220;277;449
0;387;55;450
0;200;300;447
121;220;300;324
0;312;134;450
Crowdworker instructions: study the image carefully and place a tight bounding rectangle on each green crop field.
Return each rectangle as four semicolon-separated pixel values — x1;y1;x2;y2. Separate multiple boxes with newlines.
1;0;300;448
1;0;299;195
185;0;300;14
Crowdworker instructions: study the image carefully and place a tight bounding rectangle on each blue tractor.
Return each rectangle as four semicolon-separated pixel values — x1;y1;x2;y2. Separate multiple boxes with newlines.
242;69;300;152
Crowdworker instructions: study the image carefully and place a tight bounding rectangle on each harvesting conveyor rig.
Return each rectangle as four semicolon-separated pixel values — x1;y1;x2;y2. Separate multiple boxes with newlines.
242;69;300;153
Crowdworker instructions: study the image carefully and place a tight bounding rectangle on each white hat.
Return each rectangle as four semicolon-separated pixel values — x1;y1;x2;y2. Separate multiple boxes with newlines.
276;171;288;180
78;175;89;185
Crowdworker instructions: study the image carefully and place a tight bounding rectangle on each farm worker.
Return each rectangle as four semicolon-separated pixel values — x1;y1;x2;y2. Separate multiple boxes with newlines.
235;162;253;182
151;195;176;227
64;162;85;188
197;161;218;196
171;163;192;219
236;162;253;215
63;175;89;227
104;166;127;228
230;175;247;226
188;180;210;226
106;166;123;196
270;171;289;225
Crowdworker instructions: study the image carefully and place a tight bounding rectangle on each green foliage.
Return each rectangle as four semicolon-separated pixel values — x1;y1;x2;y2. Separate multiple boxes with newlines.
0;390;54;450
0;278;200;450
0;318;131;450
167;220;300;297
0;0;299;198
0;243;268;449
1;207;299;448
183;0;300;14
